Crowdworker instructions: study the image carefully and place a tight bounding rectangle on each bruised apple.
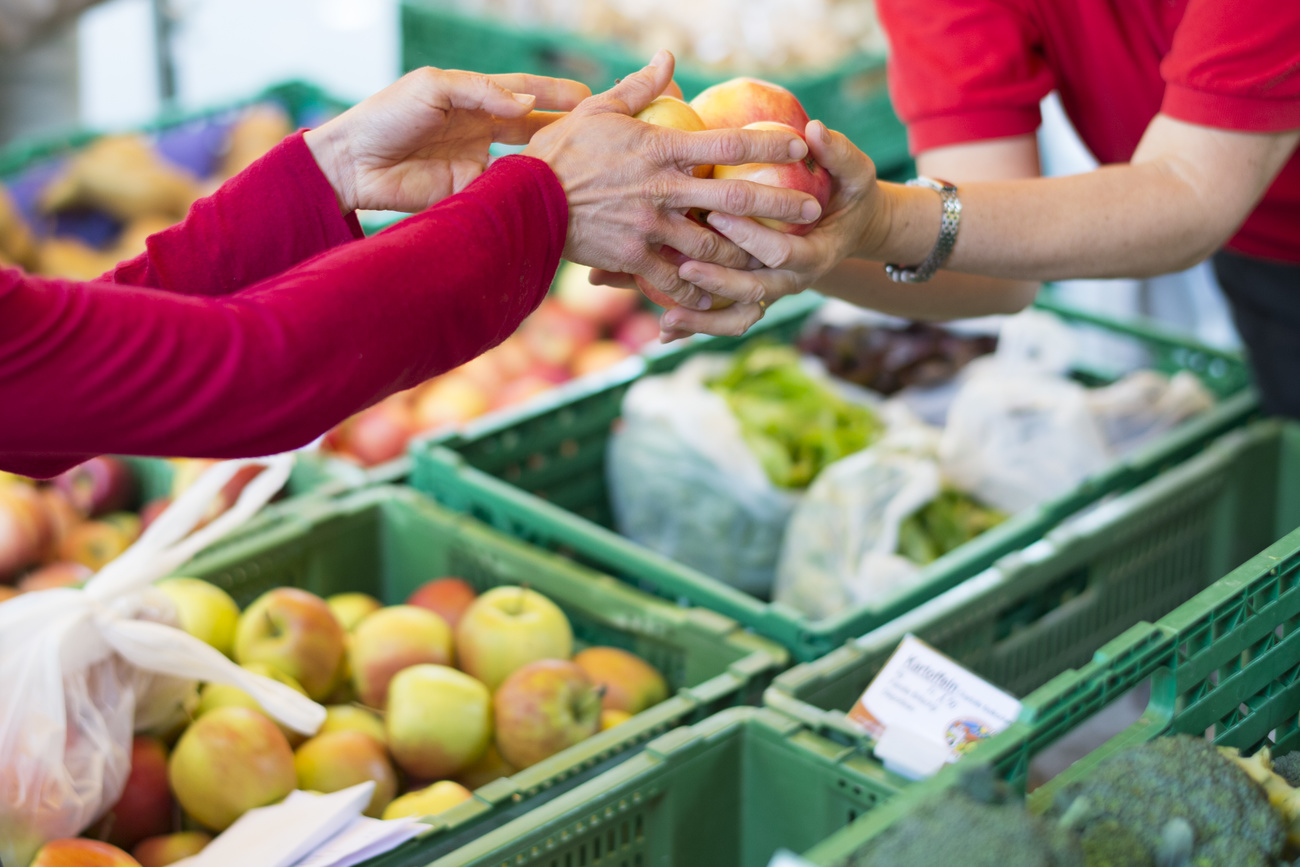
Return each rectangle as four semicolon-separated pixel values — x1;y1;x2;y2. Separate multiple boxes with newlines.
689;77;810;133
709;122;831;236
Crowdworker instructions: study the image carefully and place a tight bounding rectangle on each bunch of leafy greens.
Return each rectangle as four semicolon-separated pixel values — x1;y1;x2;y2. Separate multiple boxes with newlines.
706;344;883;489
897;489;1008;565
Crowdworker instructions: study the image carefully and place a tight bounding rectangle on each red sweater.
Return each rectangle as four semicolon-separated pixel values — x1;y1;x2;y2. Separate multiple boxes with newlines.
0;133;567;478
877;0;1300;263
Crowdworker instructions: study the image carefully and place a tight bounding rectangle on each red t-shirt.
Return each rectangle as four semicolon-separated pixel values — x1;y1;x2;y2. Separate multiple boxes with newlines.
0;133;568;478
876;0;1300;263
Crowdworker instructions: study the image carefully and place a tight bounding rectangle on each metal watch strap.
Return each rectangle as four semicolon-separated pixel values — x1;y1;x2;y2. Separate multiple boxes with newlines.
884;177;961;284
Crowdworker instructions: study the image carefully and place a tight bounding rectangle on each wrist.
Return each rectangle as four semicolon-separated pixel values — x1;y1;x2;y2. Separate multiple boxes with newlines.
303;124;356;215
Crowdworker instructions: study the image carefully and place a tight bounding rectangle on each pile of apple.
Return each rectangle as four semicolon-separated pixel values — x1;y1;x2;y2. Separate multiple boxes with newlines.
629;77;833;310
322;263;662;467
0;457;266;601
28;574;669;867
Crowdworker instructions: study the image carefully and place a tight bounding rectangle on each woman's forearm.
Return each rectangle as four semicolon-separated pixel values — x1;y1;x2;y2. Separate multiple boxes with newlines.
814;258;1039;320
861;116;1299;283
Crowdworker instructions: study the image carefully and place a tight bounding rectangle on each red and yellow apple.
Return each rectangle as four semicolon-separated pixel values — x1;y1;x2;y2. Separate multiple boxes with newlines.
455;586;573;692
0;483;49;580
167;706;297;831
633;245;735;311
195;662;311;746
92;736;174;850
59;520;133;571
30;839;141;867
520;299;599;370
234;586;346;700
345;400;420;467
552;262;643;328
570;340;633;377
53;456;136;517
17;561;92;592
131;832;211;867
294;730;398;818
349;604;454;708
614;310;664;351
156;576;240;657
386;663;492;779
709;122;831;236
405;576;478;632
689;77;810;133
381;780;473;821
493;659;603;769
572;646;670;714
412;374;490;432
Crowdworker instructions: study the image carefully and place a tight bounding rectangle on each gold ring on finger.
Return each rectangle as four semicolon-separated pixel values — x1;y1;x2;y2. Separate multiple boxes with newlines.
757;299;768;311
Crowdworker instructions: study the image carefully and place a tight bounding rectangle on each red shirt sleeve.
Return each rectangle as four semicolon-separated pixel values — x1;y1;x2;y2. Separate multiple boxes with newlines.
1161;0;1300;132
107;131;363;294
0;155;567;478
877;0;1054;154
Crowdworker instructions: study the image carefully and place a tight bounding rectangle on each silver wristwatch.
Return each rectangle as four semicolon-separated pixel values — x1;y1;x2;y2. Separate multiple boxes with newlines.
884;177;961;284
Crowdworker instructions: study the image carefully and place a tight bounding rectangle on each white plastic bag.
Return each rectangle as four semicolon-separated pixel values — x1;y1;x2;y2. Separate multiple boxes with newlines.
606;355;800;596
0;455;326;867
938;311;1113;514
1085;369;1216;455
773;405;944;619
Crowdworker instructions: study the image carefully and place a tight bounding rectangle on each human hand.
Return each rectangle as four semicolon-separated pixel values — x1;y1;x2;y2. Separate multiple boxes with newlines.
522;50;824;312
304;67;591;214
646;120;882;339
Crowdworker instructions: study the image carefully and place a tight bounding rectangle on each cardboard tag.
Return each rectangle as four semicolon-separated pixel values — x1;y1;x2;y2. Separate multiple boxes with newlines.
849;634;1021;778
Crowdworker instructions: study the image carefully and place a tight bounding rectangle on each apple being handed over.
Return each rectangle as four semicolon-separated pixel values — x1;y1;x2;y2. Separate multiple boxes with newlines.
711;122;832;236
494;659;603;769
689;77;810;133
234;586;346;700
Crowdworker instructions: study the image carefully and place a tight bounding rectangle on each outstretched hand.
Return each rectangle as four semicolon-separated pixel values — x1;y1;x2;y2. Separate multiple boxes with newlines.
523;50;824;312
304;67;591;214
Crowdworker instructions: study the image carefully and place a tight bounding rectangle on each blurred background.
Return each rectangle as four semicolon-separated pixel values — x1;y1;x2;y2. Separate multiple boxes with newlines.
0;0;1236;350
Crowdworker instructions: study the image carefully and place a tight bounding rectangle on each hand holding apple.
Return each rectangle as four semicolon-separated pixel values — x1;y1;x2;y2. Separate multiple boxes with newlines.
521;50;820;313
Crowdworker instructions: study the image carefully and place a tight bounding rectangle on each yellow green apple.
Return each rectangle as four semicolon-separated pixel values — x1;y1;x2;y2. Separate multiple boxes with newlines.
386;664;491;779
167;706;296;831
320;704;386;745
156;577;240;657
326;591;382;632
381;780;473;821
294;730;398;819
195;662;311;746
455;587;573;692
132;832;212;867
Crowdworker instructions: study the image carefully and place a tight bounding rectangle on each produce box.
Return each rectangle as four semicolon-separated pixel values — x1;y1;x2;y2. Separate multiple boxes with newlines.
405;705;904;867
800;437;1300;864
410;291;1256;662
172;484;788;860
399;0;913;177
765;418;1300;740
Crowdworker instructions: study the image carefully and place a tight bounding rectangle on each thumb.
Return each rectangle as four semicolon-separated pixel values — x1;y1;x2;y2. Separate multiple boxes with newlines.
806;120;872;179
597;49;675;116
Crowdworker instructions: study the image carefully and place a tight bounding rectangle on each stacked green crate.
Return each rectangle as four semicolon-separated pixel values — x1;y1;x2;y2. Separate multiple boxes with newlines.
170;484;788;863
411;292;1256;662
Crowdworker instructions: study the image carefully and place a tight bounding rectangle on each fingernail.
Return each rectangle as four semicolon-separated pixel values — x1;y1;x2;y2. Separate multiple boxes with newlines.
513;93;536;106
707;212;733;231
788;137;808;159
689;291;713;310
800;200;822;223
651;49;670;68
808;121;824;143
662;311;681;329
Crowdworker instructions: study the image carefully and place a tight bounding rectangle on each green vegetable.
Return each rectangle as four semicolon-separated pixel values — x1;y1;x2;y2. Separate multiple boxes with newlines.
1039;734;1285;866
846;763;1083;867
896;488;1007;565
706;344;882;489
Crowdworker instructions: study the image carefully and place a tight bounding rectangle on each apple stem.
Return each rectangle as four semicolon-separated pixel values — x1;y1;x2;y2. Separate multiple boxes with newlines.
264;610;280;638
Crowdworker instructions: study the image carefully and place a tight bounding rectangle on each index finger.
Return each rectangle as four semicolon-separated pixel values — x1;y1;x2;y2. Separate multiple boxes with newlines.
666;126;809;170
487;73;592;111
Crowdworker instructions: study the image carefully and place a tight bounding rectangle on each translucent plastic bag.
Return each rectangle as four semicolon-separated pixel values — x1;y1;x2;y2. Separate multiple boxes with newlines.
938;311;1113;514
0;455;325;867
773;406;944;619
606;355;800;596
1085;369;1215;455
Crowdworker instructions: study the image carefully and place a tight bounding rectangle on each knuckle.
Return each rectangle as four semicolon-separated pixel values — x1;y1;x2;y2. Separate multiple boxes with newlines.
715;132;746;166
721;182;755;216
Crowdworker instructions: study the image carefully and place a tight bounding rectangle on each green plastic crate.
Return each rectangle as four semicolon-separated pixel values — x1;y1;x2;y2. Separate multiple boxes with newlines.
401;706;903;867
410;292;1256;662
765;418;1300;742
172;484;788;860
803;431;1300;864
399;0;912;175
